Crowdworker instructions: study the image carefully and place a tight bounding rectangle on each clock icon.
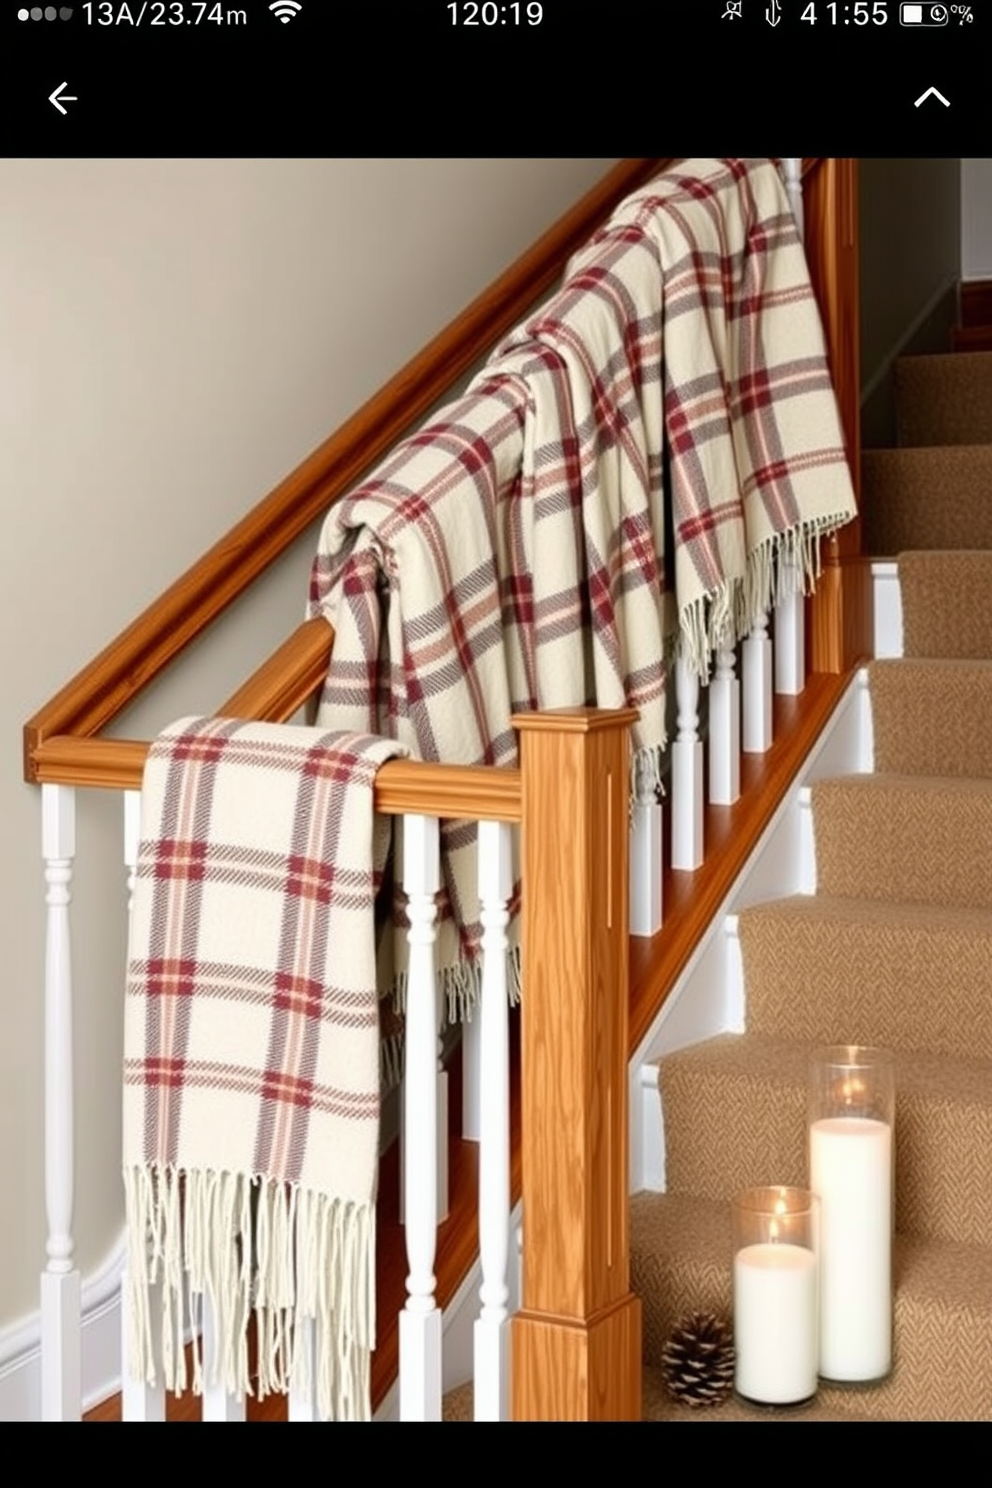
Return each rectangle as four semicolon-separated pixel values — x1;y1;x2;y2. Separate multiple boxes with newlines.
931;3;948;18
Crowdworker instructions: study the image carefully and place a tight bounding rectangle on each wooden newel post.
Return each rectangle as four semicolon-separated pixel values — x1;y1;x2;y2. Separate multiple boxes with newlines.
803;156;873;674
510;708;642;1421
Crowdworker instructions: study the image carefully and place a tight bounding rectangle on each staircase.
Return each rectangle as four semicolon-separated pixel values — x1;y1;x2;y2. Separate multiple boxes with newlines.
629;340;992;1421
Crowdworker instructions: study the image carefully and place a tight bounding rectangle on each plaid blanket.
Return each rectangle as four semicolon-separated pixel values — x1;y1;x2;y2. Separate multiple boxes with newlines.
505;157;857;675
123;717;406;1420
308;158;856;1011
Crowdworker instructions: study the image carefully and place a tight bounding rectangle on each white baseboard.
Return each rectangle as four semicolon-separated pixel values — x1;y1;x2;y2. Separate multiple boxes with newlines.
0;1239;125;1422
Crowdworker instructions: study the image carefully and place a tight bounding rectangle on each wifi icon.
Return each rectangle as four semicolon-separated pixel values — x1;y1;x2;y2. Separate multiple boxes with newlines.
269;0;302;20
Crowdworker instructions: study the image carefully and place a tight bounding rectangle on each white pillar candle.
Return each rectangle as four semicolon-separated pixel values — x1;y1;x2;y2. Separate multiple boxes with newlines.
733;1242;818;1405
809;1116;892;1382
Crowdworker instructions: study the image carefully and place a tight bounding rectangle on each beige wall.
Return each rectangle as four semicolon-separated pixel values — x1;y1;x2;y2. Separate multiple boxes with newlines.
0;158;616;1335
962;158;992;279
859;158;962;448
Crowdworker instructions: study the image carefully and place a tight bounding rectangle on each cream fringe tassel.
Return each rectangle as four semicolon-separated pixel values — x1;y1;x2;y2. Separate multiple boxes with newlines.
678;517;839;682
124;1165;375;1421
392;941;523;1029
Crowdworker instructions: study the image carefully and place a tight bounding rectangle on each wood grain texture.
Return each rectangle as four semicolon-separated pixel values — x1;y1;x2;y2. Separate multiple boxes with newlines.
511;1294;642;1422
23;158;670;779
959;279;992;330
512;709;641;1420
217;617;333;722
803;158;871;672
31;734;523;822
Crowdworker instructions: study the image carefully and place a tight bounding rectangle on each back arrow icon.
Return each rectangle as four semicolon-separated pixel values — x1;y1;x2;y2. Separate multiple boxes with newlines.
914;86;950;107
49;82;78;116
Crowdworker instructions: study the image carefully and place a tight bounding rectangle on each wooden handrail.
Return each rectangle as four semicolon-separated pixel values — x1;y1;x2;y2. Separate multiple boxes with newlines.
23;157;670;784
30;733;523;823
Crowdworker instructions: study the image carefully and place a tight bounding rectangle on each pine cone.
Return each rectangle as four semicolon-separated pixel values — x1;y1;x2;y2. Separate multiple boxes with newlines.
661;1312;735;1408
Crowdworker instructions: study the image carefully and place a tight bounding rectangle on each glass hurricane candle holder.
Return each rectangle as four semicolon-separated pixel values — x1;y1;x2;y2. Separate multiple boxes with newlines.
732;1185;819;1406
808;1044;895;1384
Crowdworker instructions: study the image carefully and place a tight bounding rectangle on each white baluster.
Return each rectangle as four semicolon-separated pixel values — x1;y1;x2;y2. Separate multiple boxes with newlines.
743;611;774;754
783;157;804;240
399;814;442;1422
473;820;512;1422
671;654;704;870
775;560;806;696
709;647;741;806
41;784;81;1422
120;790;169;1423
462;1004;482;1141
399;857;449;1226
629;756;663;937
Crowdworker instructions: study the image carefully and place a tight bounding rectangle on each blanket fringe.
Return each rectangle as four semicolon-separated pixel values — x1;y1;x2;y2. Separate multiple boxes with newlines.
632;742;667;804
123;1165;375;1421
678;516;840;681
392;942;523;1029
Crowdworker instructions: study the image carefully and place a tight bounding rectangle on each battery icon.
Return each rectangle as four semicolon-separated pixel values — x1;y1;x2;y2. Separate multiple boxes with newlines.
901;4;950;22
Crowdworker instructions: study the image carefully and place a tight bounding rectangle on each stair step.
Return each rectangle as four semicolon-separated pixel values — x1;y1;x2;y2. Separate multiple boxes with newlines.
896;550;992;661
869;659;992;780
441;1367;873;1421
631;1191;992;1421
656;1034;992;1246
640;1365;873;1422
811;774;992;911
740;893;992;1062
861;444;992;555
895;350;992;446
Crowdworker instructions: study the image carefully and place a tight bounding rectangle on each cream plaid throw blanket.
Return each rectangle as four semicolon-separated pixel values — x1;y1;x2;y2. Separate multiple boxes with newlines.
308;158;857;1014
123;716;405;1420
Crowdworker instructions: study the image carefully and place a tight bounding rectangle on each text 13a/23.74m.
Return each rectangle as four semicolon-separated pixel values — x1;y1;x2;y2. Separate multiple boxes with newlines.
448;3;543;22
82;3;247;22
801;2;889;19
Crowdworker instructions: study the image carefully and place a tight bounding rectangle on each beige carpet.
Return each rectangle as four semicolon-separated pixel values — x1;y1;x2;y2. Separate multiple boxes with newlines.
632;344;992;1421
864;351;992;558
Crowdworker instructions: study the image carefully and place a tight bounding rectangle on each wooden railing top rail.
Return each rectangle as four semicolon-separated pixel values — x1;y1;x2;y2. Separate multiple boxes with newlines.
23;157;670;786
31;729;523;822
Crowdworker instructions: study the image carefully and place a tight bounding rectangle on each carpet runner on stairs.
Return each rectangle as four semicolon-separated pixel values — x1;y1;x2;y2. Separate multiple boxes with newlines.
631;352;992;1421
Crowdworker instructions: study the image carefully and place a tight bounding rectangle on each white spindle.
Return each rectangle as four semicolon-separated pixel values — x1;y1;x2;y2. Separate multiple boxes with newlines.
629;759;663;937
473;820;512;1422
201;1295;246;1421
120;790;169;1422
743;611;774;753
775;561;806;696
462;1004;482;1141
399;814;442;1422
671;654;704;870
783;157;804;239
709;646;741;805
41;784;81;1423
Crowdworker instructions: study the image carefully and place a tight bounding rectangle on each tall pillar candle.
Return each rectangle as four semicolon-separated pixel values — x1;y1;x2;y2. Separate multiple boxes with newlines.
808;1046;895;1383
732;1186;819;1406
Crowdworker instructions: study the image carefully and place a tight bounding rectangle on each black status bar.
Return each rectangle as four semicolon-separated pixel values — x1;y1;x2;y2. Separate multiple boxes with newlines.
0;1;983;155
